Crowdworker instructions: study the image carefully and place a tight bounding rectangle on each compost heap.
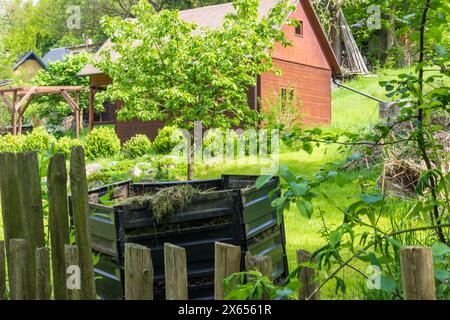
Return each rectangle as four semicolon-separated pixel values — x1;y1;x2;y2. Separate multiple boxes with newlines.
118;185;200;222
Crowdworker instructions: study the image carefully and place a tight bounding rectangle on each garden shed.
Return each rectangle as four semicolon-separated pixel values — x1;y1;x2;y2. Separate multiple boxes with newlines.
78;0;341;143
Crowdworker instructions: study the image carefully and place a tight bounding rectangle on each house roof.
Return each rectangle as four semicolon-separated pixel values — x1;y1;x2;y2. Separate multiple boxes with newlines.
42;47;70;66
13;51;46;71
78;0;340;76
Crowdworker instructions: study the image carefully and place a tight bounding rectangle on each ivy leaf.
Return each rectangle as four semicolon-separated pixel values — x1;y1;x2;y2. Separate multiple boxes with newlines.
435;270;450;282
279;165;297;183
290;182;308;196
432;242;450;257
296;199;313;219
302;142;313;155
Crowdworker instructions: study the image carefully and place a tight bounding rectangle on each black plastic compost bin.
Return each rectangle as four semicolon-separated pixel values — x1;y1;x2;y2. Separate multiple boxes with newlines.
82;175;288;300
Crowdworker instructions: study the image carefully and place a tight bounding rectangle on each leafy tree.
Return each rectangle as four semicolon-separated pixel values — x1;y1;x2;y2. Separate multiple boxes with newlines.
98;0;297;178
30;52;91;127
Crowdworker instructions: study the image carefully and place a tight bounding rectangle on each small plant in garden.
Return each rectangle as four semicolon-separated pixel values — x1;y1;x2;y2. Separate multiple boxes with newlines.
122;134;152;158
152;126;183;155
85;126;121;160
55;136;83;158
22;127;56;153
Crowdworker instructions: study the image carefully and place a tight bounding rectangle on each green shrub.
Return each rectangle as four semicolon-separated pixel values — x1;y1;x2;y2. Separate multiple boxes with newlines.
22;127;56;152
153;126;183;155
85;126;121;160
0;133;24;152
123;134;152;158
55;136;83;158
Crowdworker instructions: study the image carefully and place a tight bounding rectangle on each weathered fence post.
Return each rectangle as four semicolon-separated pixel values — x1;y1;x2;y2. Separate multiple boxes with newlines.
65;245;81;300
0;241;6;300
69;146;96;300
18;152;46;300
0;153;26;288
400;246;436;300
36;247;52;300
214;242;241;300
48;153;70;300
0;153;45;300
164;243;188;300
297;250;320;300
245;252;273;278
125;243;153;300
9;239;29;300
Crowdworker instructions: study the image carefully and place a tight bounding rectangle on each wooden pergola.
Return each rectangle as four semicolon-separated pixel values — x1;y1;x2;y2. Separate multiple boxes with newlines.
0;86;83;138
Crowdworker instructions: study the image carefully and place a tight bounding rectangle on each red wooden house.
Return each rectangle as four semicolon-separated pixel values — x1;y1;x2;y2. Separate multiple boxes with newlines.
78;0;341;143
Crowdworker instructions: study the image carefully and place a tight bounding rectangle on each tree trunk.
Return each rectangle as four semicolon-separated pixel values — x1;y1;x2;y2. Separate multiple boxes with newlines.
329;1;342;66
381;14;395;66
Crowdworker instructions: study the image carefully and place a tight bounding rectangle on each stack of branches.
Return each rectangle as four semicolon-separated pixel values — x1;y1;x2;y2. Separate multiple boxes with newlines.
381;118;450;196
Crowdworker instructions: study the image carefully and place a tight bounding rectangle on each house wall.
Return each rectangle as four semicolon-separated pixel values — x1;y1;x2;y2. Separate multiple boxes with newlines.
13;60;43;79
260;1;333;124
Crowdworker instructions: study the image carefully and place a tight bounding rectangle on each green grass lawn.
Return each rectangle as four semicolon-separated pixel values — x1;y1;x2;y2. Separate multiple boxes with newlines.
0;68;413;299
195;70;415;299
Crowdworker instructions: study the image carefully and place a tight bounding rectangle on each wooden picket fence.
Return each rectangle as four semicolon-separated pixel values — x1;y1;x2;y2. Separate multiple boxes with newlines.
0;148;439;300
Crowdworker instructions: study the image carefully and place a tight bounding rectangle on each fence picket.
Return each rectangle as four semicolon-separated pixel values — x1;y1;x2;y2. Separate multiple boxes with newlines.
125;243;153;300
164;243;188;300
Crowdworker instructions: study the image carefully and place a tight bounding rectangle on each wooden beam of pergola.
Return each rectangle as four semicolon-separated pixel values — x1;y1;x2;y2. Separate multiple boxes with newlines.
0;86;83;138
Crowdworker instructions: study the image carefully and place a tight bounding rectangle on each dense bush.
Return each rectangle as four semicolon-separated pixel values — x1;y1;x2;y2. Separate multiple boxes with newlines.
0;133;24;152
55;136;83;158
22;127;56;152
122;134;152;158
152;126;184;155
85;126;121;160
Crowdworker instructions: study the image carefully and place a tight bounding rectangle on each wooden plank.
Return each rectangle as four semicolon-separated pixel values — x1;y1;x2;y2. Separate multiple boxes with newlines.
47;154;70;300
61;90;78;111
214;242;241;300
69;146;96;300
65;245;81;300
400;247;436;300
125;243;153;300
36;247;52;300
164;243;188;300
14;87;35;113
0;93;14;113
0;86;83;95
0;241;6;300
297;250;320;300
9;239;29;300
245;252;273;278
0;153;26;288
16;152;45;299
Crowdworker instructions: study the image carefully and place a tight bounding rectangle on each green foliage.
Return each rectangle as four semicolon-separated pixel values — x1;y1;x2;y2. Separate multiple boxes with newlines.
31;53;91;126
98;0;295;131
0;133;24;152
85;126;121;160
152;126;183;155
122;134;152;158
22;127;56;152
55;136;83;158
